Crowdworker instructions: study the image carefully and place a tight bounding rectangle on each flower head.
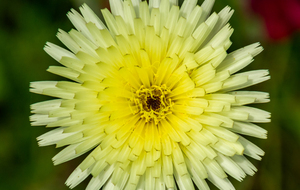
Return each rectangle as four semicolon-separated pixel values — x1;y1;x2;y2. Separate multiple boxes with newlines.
30;0;270;189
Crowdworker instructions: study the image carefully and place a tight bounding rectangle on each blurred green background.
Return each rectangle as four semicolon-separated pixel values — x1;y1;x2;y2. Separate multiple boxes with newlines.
0;0;299;189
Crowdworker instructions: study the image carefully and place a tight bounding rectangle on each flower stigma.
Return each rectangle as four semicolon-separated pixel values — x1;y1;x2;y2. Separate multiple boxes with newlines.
133;85;173;124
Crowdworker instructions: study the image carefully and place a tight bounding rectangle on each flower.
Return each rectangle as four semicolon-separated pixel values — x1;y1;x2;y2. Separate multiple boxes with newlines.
250;0;300;40
30;0;270;189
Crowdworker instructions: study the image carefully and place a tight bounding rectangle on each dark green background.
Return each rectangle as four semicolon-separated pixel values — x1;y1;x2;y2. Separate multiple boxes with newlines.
0;0;299;189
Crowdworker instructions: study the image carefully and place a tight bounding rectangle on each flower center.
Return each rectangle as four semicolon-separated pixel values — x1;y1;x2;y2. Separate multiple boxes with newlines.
146;95;161;111
133;85;173;124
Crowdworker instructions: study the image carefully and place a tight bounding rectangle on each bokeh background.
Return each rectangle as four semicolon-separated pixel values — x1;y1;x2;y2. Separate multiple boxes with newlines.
0;0;299;189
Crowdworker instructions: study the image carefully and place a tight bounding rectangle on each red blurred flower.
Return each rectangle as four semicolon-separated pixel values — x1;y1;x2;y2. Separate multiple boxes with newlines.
251;0;300;40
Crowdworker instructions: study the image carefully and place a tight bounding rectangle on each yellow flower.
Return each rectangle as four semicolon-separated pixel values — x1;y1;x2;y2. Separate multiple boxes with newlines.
30;0;270;189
